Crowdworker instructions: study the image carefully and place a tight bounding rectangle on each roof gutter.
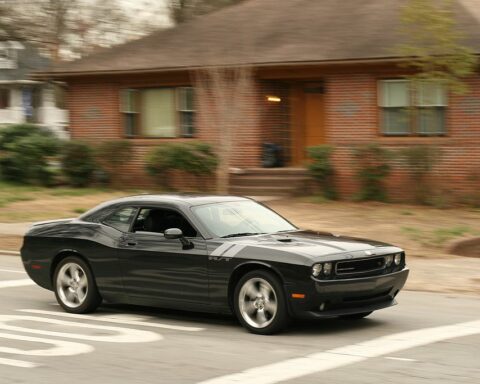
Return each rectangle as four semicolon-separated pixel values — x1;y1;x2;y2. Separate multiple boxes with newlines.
31;56;413;80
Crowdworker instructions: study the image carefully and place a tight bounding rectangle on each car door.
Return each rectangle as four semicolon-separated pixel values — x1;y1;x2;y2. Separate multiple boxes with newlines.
117;207;209;308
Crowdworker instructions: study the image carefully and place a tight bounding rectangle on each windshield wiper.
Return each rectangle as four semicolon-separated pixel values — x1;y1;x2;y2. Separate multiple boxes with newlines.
221;232;264;238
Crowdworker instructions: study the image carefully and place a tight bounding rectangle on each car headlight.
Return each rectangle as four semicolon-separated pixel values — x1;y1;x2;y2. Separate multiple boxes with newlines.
394;253;402;265
385;255;393;267
312;264;323;277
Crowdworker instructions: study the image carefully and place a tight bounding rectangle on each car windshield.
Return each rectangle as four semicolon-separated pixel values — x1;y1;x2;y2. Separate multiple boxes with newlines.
191;200;296;238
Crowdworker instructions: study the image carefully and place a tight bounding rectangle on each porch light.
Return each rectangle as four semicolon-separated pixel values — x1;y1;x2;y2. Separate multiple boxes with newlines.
266;95;281;102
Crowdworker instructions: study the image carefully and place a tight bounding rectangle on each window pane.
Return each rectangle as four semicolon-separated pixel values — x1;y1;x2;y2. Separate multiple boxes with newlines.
121;89;138;113
141;88;176;137
417;82;447;106
381;81;409;107
0;88;9;109
180;111;194;137
124;114;138;137
179;87;194;111
382;108;410;135
54;85;66;109
418;107;446;135
103;207;137;232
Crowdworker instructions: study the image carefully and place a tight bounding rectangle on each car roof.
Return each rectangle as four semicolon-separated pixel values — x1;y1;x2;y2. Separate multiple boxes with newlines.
111;194;251;207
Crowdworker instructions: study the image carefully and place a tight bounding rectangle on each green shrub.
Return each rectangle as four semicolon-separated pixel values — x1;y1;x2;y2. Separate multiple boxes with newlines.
60;141;96;187
401;145;441;204
0;124;60;185
146;142;218;190
306;145;336;199
353;144;392;202
95;140;133;186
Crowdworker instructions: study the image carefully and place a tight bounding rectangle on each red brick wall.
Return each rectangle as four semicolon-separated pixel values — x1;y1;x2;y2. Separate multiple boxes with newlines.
65;70;480;201
324;72;480;202
66;74;265;189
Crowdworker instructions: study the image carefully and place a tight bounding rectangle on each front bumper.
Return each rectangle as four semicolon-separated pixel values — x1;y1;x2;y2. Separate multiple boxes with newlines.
286;268;409;319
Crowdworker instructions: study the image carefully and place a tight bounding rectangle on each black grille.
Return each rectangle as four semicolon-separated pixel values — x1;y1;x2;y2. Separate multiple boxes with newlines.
336;256;385;276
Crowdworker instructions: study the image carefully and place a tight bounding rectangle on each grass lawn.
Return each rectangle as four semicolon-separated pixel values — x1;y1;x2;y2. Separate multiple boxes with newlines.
0;182;146;222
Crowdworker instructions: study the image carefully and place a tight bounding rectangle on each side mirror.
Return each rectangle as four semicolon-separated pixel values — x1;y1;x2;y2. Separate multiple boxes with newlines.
164;228;183;240
164;228;194;250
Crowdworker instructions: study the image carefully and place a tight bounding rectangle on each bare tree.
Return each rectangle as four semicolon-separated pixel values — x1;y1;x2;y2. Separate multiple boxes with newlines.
0;0;170;61
194;66;259;194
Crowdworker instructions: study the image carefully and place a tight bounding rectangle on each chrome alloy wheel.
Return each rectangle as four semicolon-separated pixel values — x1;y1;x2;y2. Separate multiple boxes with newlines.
238;277;278;329
56;262;88;308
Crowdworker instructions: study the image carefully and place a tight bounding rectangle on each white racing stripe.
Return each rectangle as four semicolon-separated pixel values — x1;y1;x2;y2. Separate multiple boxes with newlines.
0;279;34;289
222;245;247;258
210;243;247;258
20;309;205;332
197;320;480;384
210;243;236;257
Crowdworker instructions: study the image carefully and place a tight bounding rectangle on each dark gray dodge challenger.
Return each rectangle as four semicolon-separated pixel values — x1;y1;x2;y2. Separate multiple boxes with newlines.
21;195;409;334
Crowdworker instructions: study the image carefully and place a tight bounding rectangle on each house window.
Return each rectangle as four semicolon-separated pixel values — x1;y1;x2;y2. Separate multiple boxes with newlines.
379;80;447;136
0;88;9;109
121;89;140;137
121;87;195;138
54;84;67;109
178;87;195;137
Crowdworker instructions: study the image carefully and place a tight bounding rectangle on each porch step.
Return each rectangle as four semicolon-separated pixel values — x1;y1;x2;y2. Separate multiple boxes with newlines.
229;168;311;197
232;175;310;187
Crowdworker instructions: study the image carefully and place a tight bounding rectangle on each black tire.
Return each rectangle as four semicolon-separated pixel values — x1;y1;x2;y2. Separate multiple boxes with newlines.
53;256;102;314
234;270;290;335
339;311;373;320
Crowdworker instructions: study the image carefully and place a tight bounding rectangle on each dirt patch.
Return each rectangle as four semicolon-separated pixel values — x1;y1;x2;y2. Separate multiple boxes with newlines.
267;199;480;260
449;237;480;258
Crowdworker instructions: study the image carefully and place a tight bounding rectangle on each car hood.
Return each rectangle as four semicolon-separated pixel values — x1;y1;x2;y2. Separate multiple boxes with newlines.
225;230;401;262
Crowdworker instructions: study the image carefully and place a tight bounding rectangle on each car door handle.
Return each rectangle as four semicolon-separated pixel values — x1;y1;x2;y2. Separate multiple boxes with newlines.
126;241;137;246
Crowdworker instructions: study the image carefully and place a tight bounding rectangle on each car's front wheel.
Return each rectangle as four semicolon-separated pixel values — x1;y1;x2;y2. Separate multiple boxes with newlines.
53;256;102;314
234;270;289;335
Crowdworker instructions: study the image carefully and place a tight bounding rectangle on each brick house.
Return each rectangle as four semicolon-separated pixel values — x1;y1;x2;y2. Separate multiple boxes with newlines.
35;0;480;200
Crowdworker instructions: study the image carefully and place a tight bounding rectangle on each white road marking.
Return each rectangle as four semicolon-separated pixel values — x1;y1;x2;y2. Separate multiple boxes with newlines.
0;268;25;274
385;357;417;362
197;320;480;384
0;315;162;343
20;309;205;332
0;279;34;289
0;331;94;356
0;332;93;369
0;357;39;369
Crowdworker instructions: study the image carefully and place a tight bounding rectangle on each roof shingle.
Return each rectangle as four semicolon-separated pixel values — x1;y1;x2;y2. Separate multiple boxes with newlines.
40;0;480;77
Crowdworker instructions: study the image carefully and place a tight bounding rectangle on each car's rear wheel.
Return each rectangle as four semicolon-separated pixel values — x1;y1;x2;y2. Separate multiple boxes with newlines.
53;256;102;314
234;270;289;335
340;311;373;320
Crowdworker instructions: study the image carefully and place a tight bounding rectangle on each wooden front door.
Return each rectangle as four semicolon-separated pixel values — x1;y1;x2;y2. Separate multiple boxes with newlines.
290;82;326;164
304;84;326;148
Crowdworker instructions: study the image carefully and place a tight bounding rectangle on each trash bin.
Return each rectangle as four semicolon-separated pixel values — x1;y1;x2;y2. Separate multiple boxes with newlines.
262;143;283;168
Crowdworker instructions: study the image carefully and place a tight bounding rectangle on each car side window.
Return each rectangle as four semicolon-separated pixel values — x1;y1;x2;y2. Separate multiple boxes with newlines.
102;207;137;232
133;208;198;238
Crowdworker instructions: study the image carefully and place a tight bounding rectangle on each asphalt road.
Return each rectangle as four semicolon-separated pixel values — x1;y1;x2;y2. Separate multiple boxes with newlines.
0;254;479;384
